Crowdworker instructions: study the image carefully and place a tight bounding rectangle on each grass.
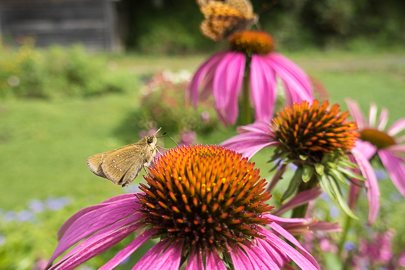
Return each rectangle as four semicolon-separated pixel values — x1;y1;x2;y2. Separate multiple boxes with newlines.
1;50;404;210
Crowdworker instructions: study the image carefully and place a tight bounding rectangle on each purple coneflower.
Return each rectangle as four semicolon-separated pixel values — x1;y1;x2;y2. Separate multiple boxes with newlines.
47;145;319;270
188;30;313;125
222;100;379;221
346;99;405;198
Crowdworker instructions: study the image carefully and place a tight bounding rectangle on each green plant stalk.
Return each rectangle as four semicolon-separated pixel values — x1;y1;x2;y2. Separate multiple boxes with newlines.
240;56;252;125
291;175;318;218
338;214;352;257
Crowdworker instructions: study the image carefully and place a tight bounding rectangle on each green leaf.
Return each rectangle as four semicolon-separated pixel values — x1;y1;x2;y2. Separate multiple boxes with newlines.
315;163;325;175
329;169;347;185
302;165;314;183
338;167;364;181
281;168;302;202
321;176;358;219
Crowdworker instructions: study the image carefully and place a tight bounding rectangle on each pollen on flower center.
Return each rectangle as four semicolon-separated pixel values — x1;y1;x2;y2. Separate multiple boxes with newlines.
138;145;273;251
360;128;396;149
229;30;274;55
272;100;359;163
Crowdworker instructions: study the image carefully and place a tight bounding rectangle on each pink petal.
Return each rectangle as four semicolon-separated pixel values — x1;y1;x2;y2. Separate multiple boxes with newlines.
49;222;140;270
188;52;226;106
265;53;313;103
345;99;367;129
132;240;183;270
222;132;276;159
250;55;277;122
262;225;320;270
378;107;389;130
244;242;281;269
369;103;378;127
256;238;286;267
273;187;322;215
99;230;155;270
388;119;405;136
50;198;141;264
206;251;227;270
230;246;255;270
268;53;313;96
351;148;380;224
237;121;271;134
387;144;405;157
213;52;245;124
186;250;204;270
355;140;377;160
379;150;405;197
58;194;137;239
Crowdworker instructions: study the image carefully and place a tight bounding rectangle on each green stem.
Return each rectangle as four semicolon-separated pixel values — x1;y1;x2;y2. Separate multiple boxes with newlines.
240;56;252;125
338;214;352;257
291;175;318;218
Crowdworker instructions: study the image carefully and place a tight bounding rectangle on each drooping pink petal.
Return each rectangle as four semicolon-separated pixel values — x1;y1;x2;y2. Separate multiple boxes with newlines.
50;198;141;264
345;99;367;129
244;242;281;269
378;108;389;130
213;52;245;124
222;132;276;159
388;118;405;136
387;144;405;157
206;251;227;270
256;238;286;267
262;225;320;270
268;53;313;96
348;180;362;209
185;250;204;270
351;148;380;224
250;55;277;122
225;54;246;124
265;54;313;104
237;121;271;134
273;187;322;215
58;194;137;239
188;52;226;106
99;230;155;270
230;246;255;270
369;103;378;127
379;150;405;197
49;222;141;270
355;140;377;160
132;240;183;270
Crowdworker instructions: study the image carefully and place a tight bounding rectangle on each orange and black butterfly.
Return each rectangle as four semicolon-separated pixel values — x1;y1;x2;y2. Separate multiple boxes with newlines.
197;0;258;41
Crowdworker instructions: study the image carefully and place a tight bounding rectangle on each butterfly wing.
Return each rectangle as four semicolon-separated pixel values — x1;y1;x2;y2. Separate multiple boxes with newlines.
199;1;256;41
100;144;145;186
87;152;109;178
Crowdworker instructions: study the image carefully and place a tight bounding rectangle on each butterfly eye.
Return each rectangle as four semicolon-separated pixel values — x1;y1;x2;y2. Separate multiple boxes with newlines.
147;137;154;144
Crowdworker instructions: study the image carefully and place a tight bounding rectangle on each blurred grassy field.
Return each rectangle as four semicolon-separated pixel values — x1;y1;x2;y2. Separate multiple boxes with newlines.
0;50;404;210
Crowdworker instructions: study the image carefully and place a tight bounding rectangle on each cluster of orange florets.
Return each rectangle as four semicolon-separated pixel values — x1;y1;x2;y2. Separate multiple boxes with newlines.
272;100;359;161
138;145;272;250
229;30;274;55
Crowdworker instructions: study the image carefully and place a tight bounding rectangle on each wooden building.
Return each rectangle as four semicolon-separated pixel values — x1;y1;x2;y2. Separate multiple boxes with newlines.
0;0;121;50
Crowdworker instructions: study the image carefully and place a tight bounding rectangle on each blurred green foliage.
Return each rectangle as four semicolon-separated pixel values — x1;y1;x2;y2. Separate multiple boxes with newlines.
122;0;405;53
0;43;136;99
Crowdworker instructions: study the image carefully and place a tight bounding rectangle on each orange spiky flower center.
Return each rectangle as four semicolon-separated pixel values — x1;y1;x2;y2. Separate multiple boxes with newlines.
272;100;359;163
360;128;396;149
138;145;273;251
229;30;274;55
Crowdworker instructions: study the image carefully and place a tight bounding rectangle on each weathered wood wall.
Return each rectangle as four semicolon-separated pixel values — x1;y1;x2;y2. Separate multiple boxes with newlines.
0;0;119;50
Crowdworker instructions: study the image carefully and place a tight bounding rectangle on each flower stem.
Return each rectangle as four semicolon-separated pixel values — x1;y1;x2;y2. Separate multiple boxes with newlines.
338;214;352;257
240;56;252;125
291;175;318;218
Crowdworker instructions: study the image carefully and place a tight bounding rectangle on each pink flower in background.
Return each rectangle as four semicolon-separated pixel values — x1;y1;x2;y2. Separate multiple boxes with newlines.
188;30;313;125
346;99;405;197
178;130;196;145
222;101;379;221
47;145;320;270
